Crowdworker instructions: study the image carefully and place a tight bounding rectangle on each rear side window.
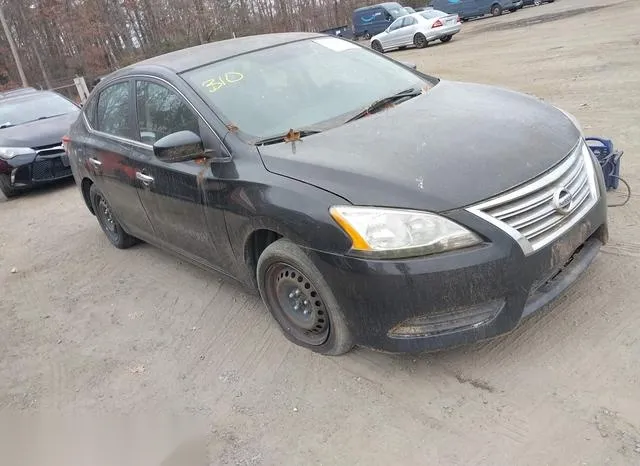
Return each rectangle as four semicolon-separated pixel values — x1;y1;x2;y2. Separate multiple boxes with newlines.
135;81;200;145
97;81;131;138
402;16;417;26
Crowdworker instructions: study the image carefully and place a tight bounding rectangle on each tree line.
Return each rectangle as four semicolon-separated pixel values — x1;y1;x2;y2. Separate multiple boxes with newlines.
0;0;425;93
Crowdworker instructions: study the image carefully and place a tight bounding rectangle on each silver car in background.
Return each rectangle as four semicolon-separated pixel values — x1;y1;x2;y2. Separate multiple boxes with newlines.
370;10;461;53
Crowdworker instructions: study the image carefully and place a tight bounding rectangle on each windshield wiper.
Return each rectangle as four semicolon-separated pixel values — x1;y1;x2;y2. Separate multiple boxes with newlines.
35;113;65;121
253;129;322;146
345;88;423;123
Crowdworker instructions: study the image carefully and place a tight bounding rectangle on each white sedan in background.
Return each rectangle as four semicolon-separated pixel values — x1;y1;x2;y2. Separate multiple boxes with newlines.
370;10;461;53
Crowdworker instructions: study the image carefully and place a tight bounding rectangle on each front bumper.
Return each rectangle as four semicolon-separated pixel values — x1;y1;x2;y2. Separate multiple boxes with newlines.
305;185;607;353
0;150;72;190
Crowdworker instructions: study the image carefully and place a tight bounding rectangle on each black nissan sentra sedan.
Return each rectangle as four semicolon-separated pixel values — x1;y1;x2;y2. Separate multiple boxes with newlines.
65;33;607;355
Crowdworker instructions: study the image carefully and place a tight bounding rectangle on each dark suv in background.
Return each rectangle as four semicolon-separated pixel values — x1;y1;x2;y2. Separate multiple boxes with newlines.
0;88;80;198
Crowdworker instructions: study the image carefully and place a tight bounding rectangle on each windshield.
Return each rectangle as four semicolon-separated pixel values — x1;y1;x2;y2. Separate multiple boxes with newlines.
0;92;79;127
183;37;431;140
388;6;410;18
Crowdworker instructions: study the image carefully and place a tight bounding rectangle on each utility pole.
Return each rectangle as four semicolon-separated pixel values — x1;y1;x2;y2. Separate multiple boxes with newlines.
0;6;28;87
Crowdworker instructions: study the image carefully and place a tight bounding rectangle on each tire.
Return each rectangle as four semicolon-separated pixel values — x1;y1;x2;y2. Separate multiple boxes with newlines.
413;33;428;49
491;4;503;16
440;35;453;43
371;40;384;53
89;184;138;249
534;0;542;5
363;31;371;40
0;173;18;199
257;239;354;356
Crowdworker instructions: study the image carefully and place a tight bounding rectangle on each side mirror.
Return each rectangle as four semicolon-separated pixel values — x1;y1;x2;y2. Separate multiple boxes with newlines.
400;61;417;70
153;130;205;163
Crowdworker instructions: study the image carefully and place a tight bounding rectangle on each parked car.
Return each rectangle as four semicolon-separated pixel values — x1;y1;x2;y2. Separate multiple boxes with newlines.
352;2;411;39
319;25;354;39
66;33;607;355
371;9;461;52
429;0;523;19
0;89;80;198
523;0;554;5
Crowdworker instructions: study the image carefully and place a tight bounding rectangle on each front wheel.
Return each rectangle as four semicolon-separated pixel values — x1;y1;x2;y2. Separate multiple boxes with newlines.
440;35;453;43
491;4;503;16
0;173;18;199
413;33;428;49
257;239;354;356
89;184;138;249
371;40;384;53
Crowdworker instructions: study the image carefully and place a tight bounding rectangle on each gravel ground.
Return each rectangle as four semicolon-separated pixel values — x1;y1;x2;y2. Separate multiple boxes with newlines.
1;0;639;464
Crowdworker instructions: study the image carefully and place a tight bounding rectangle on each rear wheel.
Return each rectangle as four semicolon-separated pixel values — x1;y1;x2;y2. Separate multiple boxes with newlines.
257;239;354;356
413;33;428;49
363;31;371;40
440;35;453;43
491;4;503;16
371;40;384;53
534;0;542;5
0;173;18;199
89;184;138;249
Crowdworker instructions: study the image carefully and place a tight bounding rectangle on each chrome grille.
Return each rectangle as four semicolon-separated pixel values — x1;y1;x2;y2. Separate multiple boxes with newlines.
33;143;65;157
468;140;599;255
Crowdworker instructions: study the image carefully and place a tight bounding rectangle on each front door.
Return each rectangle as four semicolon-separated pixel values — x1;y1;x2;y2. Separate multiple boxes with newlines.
89;79;154;239
131;78;234;272
385;17;405;48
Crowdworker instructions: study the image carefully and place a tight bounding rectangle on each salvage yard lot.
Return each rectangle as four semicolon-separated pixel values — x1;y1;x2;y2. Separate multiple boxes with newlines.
1;0;639;464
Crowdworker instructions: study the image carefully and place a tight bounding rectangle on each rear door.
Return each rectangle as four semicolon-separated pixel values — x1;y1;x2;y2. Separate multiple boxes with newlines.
86;79;154;239
398;16;419;46
131;78;234;272
471;0;490;16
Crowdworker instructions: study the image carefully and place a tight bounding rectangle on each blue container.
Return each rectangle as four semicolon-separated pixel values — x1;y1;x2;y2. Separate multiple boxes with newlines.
585;137;622;191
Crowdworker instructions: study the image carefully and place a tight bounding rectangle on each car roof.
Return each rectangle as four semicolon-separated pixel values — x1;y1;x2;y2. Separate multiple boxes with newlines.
130;32;324;74
354;2;401;12
0;87;39;99
0;89;57;103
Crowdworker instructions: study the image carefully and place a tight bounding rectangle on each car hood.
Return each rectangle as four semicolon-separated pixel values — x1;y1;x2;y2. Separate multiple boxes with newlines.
258;80;581;212
0;112;79;148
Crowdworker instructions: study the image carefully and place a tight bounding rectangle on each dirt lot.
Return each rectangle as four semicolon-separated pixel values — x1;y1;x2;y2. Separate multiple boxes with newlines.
1;0;639;464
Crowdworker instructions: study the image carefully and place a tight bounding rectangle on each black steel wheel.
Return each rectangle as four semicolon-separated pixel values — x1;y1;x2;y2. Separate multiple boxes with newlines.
264;263;329;346
89;184;138;249
371;40;384;53
257;239;354;355
413;33;428;49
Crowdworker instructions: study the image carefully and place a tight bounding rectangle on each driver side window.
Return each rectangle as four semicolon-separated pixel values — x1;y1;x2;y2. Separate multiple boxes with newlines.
135;81;200;145
389;18;403;31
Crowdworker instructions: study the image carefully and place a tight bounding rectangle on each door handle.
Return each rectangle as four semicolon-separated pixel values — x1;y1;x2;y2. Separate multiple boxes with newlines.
88;157;102;168
136;171;154;186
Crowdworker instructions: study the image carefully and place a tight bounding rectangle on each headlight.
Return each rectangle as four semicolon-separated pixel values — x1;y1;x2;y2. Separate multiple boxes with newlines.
329;206;482;259
0;147;36;160
556;107;584;136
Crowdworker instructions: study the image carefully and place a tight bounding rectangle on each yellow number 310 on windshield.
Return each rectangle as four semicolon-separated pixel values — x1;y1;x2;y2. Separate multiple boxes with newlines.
202;72;244;93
